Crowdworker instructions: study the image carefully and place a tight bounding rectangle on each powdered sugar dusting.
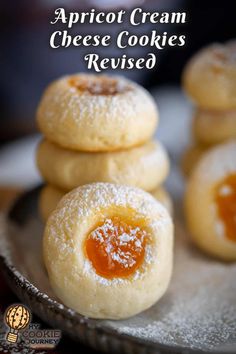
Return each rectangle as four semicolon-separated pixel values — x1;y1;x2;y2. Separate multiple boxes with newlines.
89;218;146;268
104;219;236;351
83;259;126;286
82;243;154;287
41;74;157;127
190;42;236;74
44;183;168;286
0;191;236;351
68;74;130;96
48;183;169;247
219;185;233;196
210;41;236;67
193;141;236;185
84;216;153;282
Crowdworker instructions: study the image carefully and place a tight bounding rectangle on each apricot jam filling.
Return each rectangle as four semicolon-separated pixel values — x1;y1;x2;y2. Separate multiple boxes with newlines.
85;216;149;279
215;174;236;242
69;76;129;95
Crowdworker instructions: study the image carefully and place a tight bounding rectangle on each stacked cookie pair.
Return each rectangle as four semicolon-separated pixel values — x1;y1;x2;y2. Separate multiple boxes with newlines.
36;74;172;220
181;41;236;176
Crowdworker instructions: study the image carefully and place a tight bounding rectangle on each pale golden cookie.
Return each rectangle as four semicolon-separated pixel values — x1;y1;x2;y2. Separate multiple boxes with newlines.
185;141;236;261
193;108;236;145
39;184;173;221
151;186;173;215
37;74;158;151
183;41;236;109
37;139;169;192
43;183;173;319
181;144;207;177
39;185;65;221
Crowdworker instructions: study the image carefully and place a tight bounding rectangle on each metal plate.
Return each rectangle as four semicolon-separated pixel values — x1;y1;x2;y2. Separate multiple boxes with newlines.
0;186;236;354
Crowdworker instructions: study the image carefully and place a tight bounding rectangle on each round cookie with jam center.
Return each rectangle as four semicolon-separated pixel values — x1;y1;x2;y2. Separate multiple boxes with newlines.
37;139;169;192
183;41;236;110
185;141;236;261
43;183;173;319
37;74;158;152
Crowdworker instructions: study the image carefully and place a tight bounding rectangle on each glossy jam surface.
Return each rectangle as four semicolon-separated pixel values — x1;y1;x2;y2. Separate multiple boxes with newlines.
85;217;148;279
215;174;236;242
69;76;129;95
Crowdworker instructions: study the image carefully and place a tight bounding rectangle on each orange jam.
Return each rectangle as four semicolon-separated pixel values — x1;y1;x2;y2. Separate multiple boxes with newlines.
69;76;129;95
85;217;148;279
215;174;236;242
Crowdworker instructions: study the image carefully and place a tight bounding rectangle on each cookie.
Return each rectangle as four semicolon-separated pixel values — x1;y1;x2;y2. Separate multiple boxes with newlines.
37;74;158;151
151;186;173;215
181;144;207;177
193;108;236;145
183;41;236;109
37;139;169;192
39;184;173;221
185;141;236;261
39;185;64;222
43;183;173;318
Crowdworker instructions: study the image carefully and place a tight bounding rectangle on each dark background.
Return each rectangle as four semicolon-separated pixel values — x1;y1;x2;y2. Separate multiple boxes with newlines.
0;0;236;143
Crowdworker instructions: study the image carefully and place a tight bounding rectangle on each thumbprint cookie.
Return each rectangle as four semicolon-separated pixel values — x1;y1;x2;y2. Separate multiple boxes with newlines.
43;183;173;318
183;41;236;110
37;74;158;152
185;141;236;261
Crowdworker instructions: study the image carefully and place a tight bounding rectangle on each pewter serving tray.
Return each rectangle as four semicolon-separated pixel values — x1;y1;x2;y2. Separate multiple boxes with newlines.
0;183;236;354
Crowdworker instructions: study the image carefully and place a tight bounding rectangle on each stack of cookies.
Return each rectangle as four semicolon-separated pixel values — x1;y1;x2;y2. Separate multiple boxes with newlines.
181;41;236;176
36;74;172;220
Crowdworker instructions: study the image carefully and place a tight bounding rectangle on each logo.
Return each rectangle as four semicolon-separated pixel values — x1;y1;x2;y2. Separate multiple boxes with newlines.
5;304;31;343
3;303;61;350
